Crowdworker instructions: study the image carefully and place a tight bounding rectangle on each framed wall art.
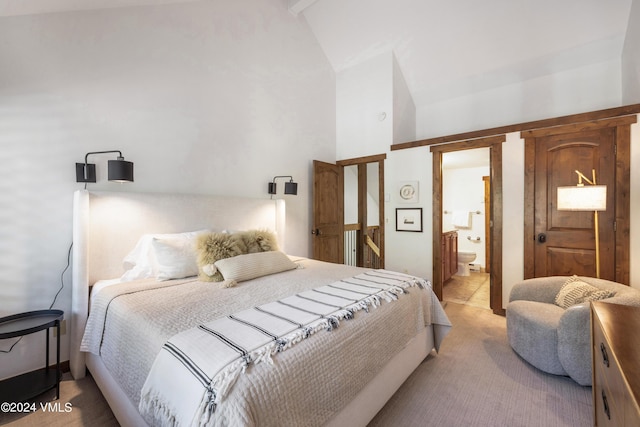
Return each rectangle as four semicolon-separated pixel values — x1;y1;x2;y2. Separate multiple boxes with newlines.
396;208;423;232
398;181;419;203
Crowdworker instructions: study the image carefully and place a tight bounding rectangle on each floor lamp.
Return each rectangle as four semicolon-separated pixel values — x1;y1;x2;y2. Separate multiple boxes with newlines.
557;169;607;278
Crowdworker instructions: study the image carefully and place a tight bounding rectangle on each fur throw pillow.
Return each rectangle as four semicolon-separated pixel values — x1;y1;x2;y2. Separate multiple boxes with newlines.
196;229;278;282
196;232;244;282
235;229;279;254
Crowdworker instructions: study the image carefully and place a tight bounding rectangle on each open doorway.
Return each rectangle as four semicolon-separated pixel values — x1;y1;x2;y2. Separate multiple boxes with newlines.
313;154;386;267
431;135;505;315
441;148;490;309
343;162;383;267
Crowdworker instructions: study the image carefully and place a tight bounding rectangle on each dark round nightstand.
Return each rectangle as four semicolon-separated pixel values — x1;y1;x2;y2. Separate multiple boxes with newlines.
0;309;64;402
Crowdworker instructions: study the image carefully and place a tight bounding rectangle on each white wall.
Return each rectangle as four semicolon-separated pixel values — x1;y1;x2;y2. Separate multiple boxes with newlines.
344;166;358;223
336;51;393;160
501;133;526;305
0;0;335;380
415;59;622;139
443;166;490;268
336;51;427;278
384;147;432;279
392;55;416;144
343;165;380;227
622;0;640;104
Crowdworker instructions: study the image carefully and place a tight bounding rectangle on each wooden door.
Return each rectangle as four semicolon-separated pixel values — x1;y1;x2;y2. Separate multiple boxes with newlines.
529;128;616;279
312;160;344;263
523;114;634;284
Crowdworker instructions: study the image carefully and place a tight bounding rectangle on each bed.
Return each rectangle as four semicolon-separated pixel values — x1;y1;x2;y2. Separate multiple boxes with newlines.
69;190;451;426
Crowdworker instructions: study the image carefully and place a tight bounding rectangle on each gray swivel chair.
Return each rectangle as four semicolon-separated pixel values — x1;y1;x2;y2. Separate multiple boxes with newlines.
506;276;640;386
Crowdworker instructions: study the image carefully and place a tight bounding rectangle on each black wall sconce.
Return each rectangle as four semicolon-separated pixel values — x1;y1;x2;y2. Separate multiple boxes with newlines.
76;150;134;183
268;175;298;197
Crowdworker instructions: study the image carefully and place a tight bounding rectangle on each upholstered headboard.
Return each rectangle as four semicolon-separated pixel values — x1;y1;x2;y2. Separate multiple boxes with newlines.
70;190;285;378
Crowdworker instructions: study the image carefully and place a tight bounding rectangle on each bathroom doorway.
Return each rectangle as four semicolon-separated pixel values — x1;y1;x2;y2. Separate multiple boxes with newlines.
430;135;505;315
441;148;490;309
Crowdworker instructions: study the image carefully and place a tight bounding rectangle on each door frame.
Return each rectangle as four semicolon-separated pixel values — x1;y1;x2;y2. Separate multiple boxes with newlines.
337;153;386;268
522;115;635;284
431;135;505;315
483;176;491;274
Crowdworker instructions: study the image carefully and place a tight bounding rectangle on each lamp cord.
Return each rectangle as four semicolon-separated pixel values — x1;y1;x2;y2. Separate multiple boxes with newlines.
0;338;20;354
0;241;72;354
49;241;72;310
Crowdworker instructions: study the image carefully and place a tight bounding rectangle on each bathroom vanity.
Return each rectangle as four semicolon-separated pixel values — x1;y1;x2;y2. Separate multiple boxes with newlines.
442;231;458;282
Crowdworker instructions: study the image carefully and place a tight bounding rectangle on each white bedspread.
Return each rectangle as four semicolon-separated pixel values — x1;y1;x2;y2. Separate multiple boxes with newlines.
81;259;451;427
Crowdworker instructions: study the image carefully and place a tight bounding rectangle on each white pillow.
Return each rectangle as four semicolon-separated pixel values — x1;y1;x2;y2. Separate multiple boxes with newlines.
121;234;156;281
121;230;207;282
214;251;298;283
152;235;200;281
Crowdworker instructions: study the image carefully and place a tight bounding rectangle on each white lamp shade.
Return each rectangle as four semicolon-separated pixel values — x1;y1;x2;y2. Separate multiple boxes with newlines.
557;185;607;211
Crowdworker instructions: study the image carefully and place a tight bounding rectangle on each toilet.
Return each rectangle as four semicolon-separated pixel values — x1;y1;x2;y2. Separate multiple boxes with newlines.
457;251;477;276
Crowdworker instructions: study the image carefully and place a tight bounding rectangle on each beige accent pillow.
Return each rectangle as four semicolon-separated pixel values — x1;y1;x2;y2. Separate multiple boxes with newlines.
554;276;614;308
196;229;280;282
214;251;297;283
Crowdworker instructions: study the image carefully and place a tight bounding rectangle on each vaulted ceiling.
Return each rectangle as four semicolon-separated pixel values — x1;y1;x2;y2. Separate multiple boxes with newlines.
299;0;633;108
1;0;634;111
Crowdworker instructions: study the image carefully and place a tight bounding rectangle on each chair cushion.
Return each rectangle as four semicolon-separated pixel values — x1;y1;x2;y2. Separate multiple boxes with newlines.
506;300;567;376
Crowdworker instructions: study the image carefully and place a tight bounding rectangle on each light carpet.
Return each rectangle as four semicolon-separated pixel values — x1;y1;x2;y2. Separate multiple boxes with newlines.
369;302;592;426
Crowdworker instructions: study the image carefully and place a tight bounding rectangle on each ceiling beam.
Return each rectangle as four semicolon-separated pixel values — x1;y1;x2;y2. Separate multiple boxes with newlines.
288;0;319;16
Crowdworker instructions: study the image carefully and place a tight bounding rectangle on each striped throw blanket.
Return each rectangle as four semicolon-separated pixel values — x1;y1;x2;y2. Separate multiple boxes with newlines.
139;270;427;426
